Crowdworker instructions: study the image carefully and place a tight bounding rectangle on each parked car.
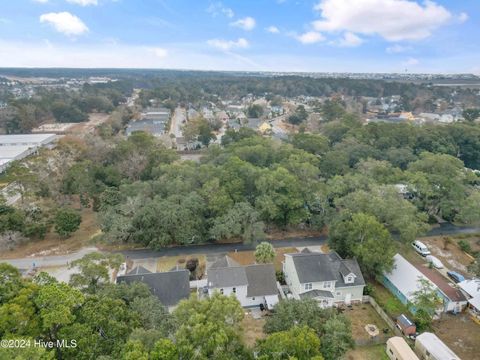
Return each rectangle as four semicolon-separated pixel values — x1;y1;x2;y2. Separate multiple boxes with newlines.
447;271;465;283
412;240;430;257
425;255;444;269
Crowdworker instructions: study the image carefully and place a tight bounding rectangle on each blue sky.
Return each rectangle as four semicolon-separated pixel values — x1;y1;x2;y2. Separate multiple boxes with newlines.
0;0;479;73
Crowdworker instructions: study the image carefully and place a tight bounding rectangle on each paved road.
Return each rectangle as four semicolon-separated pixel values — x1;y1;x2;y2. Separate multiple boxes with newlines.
0;247;99;270
170;107;186;139
2;223;479;267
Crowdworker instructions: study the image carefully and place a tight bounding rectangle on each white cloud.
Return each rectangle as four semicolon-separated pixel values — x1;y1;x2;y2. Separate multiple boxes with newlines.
40;12;89;36
338;32;363;47
266;26;280;34
33;0;49;3
151;47;168;58
207;38;249;51
230;17;256;31
386;44;412;53
312;0;453;41
403;57;419;66
297;31;325;44
66;0;98;5
458;12;468;23
206;2;234;18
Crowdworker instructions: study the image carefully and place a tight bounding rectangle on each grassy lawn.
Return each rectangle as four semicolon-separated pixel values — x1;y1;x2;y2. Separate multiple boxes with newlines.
156;254;206;275
343;304;393;341
228;247;297;271
370;281;412;320
345;344;389;360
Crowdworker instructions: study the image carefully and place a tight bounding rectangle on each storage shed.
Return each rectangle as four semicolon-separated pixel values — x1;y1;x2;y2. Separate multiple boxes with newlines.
396;314;416;336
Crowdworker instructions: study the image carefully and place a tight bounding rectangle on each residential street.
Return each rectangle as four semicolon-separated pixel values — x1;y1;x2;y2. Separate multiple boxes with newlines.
170;107;186;139
1;223;479;268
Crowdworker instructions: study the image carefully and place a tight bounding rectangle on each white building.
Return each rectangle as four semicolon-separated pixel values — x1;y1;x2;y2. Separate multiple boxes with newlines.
458;279;480;322
283;249;365;308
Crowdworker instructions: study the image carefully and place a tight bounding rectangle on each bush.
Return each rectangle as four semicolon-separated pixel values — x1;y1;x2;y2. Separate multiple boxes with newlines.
186;258;199;273
276;270;285;285
54;208;82;238
458;239;472;254
363;283;374;296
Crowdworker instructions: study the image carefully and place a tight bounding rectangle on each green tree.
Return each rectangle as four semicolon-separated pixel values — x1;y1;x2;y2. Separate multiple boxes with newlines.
288;105;308;125
54;208;82;238
264;299;334;336
462;108;480;122
255;167;309;227
69;252;124;294
320;315;354;360
210;202;265;243
254;242;275;264
328;212;395;278
257;326;323;360
34;282;84;345
411;278;441;330
173;293;247;360
150;339;179;360
247;104;263;118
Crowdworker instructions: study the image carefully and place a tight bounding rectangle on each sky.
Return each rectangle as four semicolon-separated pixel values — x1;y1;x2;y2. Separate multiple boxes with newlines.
0;0;479;73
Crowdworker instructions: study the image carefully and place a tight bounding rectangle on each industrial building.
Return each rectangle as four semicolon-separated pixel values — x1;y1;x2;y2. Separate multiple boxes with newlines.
0;133;57;173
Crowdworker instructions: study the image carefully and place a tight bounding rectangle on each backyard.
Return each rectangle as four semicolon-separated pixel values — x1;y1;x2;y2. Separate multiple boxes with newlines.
343;303;393;343
345;344;389;360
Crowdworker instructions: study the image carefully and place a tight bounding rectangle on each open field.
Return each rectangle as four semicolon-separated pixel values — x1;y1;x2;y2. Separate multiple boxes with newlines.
343;304;393;342
228;247;297;271
420;235;477;275
432;313;480;360
0;205;99;259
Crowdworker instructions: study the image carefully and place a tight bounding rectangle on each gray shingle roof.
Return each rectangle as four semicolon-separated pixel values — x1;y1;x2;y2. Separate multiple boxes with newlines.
245;264;278;297
207;263;278;297
127;266;152;275
300;289;334;299
289;251;364;287
209;255;240;269
207;267;248;288
117;269;190;307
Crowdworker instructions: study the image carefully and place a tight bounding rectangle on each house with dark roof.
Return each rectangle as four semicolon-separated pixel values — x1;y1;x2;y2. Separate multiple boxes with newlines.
207;257;279;309
283;249;365;307
116;267;190;311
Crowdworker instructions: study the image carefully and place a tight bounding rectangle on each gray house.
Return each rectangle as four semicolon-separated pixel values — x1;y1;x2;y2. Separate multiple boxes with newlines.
283;249;365;307
207;256;279;309
117;267;190;311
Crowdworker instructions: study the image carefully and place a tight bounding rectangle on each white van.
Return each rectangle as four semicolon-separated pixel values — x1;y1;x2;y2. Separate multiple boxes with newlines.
425;255;444;269
412;240;430;257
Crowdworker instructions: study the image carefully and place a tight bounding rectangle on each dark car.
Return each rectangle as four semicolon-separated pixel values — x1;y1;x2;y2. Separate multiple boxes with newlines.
447;271;465;283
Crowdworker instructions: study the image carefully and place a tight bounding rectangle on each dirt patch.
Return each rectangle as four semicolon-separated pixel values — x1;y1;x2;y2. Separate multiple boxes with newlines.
0;206;100;259
432;313;480;360
155;254;206;277
241;312;266;348
266;228;326;240
420;236;476;275
343;304;393;341
345;344;389;360
228;247;298;271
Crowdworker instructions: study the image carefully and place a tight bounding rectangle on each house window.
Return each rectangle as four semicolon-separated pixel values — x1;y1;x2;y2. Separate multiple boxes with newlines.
252;297;255;300
304;283;312;290
336;292;341;296
346;276;353;283
220;288;224;294
323;281;331;289
233;287;236;293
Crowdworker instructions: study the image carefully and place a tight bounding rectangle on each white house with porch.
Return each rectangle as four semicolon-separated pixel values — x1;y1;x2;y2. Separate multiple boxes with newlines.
283;249;365;307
